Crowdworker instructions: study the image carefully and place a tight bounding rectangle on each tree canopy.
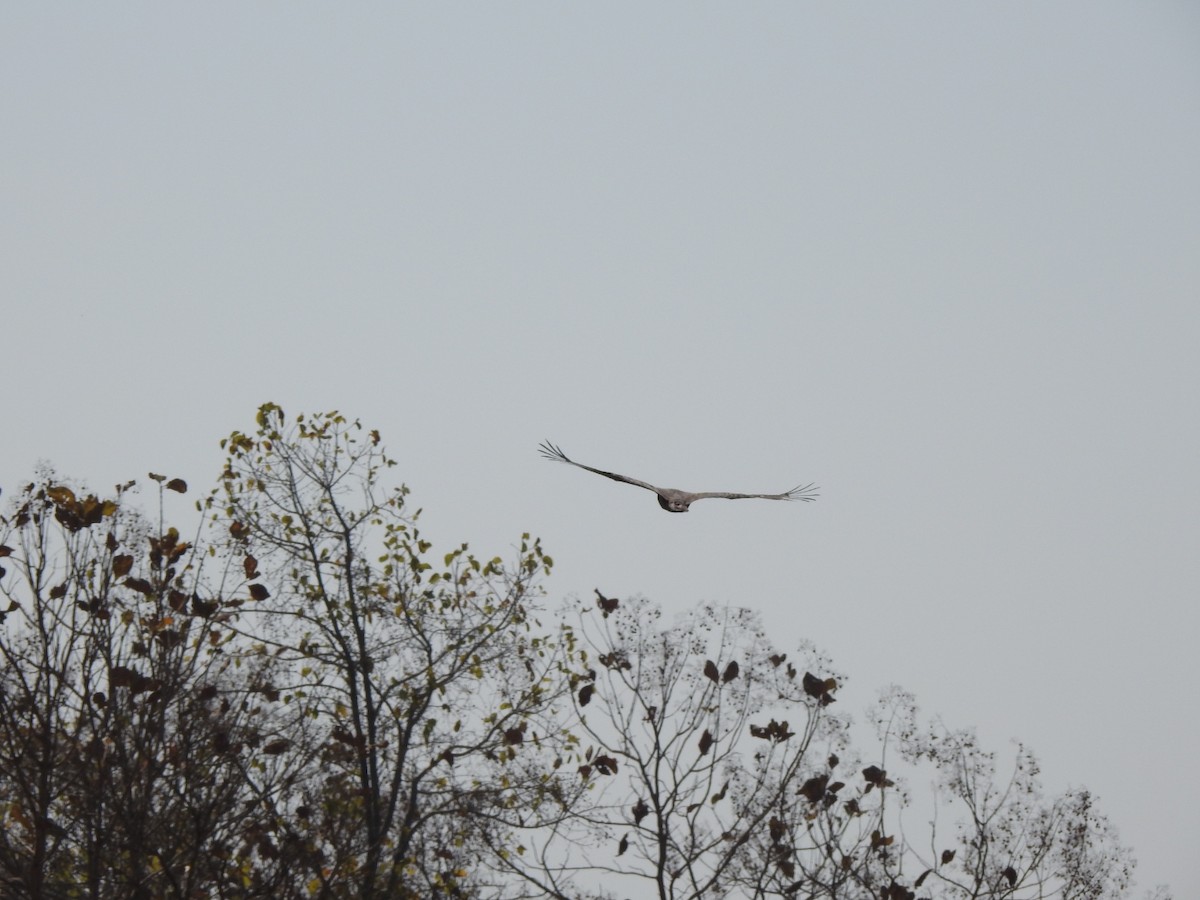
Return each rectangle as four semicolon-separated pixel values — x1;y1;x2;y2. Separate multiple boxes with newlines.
0;405;1158;899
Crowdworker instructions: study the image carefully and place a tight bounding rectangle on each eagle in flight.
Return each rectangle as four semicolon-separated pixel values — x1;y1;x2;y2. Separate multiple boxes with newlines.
539;441;818;513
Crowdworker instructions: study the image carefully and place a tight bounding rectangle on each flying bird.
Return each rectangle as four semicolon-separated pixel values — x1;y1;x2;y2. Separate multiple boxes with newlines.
538;441;818;513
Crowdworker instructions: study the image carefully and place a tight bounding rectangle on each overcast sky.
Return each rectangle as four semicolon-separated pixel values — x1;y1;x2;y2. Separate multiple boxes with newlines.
3;4;1198;895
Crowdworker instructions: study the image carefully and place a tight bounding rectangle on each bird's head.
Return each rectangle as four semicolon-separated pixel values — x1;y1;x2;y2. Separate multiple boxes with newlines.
657;495;691;513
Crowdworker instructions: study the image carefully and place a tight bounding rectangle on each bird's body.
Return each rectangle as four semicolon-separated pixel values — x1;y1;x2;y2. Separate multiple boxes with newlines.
538;441;817;512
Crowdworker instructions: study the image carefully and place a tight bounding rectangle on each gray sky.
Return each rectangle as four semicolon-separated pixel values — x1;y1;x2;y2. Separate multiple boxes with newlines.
3;4;1198;894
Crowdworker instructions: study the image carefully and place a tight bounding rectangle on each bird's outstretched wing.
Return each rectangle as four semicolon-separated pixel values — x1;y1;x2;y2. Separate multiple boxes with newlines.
538;441;662;494
690;483;819;503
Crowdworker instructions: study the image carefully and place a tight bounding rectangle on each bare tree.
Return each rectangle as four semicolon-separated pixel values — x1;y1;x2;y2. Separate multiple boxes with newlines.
493;594;849;899
504;594;1145;900
861;687;1136;900
212;404;576;899
0;474;303;898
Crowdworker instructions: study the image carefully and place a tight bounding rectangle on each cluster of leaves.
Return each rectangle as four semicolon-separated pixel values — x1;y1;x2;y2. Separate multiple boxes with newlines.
0;476;299;898
0;405;1157;900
